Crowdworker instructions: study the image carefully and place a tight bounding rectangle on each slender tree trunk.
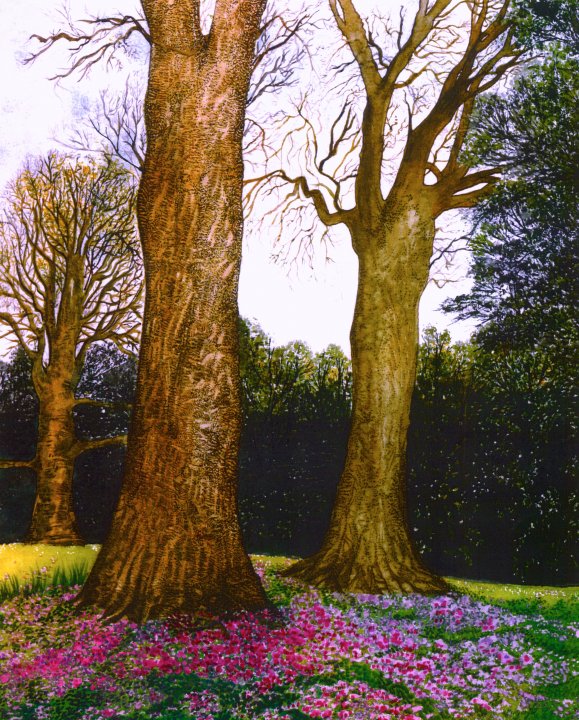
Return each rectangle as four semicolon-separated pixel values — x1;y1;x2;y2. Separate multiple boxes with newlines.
286;207;449;594
25;380;83;545
79;6;268;622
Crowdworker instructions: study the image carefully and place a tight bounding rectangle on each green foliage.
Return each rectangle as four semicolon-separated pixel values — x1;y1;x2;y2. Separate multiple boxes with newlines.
446;50;578;363
519;706;567;720
0;348;37;460
408;325;577;584
518;628;579;659
238;317;351;558
517;675;579;719
421;625;485;644
143;669;318;719
1;318;576;584
511;0;579;50
46;686;105;720
537;675;579;701
239;318;351;424
448;0;577;378
264;571;298;607
434;18;577;584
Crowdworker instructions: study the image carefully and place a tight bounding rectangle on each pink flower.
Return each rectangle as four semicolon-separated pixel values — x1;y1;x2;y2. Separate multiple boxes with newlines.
472;696;492;712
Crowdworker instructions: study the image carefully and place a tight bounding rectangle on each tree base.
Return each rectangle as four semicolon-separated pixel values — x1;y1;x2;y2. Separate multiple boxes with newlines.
23;531;85;546
77;578;269;623
76;536;269;623
282;547;450;596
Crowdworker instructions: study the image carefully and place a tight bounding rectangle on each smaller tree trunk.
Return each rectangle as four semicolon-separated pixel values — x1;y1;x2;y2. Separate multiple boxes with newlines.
286;210;449;594
25;379;83;545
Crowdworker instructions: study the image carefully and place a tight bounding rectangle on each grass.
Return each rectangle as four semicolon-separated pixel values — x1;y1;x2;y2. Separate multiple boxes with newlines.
446;577;579;607
0;543;99;583
446;577;579;625
0;543;99;601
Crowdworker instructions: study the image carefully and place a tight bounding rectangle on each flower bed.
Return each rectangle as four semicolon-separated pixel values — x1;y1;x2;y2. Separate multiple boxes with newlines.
0;559;577;719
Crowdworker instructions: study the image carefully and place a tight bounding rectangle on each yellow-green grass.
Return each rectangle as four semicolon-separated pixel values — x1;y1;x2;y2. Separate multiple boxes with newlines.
0;543;100;585
446;577;579;607
1;545;577;610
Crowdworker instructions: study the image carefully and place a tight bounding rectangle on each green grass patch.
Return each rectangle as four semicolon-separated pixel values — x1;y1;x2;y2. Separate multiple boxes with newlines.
446;577;579;610
515;679;579;720
518;627;579;659
1;544;577;623
0;561;92;602
0;543;99;584
537;674;579;701
0;543;99;601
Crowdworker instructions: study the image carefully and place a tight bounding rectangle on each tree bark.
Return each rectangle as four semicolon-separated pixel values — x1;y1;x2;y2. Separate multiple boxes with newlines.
78;2;268;622
286;204;449;594
25;379;83;545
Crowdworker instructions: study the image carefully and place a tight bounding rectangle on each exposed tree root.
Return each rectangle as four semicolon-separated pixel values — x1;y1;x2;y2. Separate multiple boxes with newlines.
283;547;450;596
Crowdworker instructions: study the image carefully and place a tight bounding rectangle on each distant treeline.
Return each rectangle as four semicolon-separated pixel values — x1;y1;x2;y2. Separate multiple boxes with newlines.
0;320;576;585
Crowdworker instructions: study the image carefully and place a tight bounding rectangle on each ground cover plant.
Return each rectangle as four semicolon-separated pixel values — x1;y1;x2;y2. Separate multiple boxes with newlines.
0;551;577;720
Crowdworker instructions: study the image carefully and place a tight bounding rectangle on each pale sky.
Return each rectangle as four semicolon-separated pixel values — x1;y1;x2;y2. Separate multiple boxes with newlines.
0;0;475;358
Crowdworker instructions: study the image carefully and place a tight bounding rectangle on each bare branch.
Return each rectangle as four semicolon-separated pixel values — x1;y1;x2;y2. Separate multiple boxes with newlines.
26;14;151;80
0;153;142;374
65;79;146;174
245;169;352;228
329;0;382;94
73;434;128;457
429;231;470;270
0;313;37;359
0;458;36;470
249;6;316;106
245;0;526;275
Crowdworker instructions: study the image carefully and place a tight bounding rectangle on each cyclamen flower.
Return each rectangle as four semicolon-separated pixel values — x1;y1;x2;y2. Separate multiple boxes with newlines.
0;567;575;719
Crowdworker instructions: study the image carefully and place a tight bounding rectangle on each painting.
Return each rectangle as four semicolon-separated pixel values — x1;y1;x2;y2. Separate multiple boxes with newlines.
0;1;576;718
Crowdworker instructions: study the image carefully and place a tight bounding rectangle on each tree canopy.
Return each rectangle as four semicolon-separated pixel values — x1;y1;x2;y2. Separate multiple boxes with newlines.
0;153;142;370
443;41;577;371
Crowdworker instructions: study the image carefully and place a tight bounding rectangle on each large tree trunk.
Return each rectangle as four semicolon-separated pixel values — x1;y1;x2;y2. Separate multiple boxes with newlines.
286;208;449;594
25;380;83;545
78;4;268;622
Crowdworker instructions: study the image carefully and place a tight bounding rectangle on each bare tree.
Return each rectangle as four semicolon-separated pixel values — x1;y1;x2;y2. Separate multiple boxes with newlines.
28;0;272;622
247;0;523;593
0;152;142;545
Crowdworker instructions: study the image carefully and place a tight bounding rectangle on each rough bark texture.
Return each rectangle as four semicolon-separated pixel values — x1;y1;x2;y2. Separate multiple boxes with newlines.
277;0;516;596
25;379;83;545
286;203;449;594
78;1;268;622
24;256;86;546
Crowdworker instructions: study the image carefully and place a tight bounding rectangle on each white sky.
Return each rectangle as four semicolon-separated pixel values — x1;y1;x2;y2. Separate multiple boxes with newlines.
0;0;475;358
